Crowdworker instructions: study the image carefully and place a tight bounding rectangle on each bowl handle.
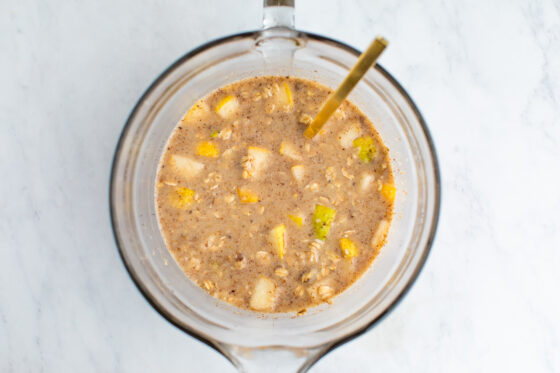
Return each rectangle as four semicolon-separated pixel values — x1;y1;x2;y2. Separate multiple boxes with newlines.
262;0;295;30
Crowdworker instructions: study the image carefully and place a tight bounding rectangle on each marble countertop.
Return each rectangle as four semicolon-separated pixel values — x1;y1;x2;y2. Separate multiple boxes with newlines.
1;0;559;371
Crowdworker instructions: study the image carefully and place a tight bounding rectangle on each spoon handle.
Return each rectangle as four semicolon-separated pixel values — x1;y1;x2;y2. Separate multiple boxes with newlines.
304;36;388;139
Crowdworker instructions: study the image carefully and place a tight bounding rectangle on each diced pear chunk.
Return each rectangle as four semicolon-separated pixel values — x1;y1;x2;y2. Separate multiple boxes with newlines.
276;82;293;111
268;224;286;259
242;146;271;179
279;141;302;161
291;165;305;183
339;237;359;258
169;154;204;179
250;276;277;311
371;219;390;249
360;173;375;192
313;204;336;240
338;123;362;149
168;187;195;209
287;213;303;227
353;136;377;163
237;187;259;203
214;95;239;118
196;141;220;158
381;183;396;202
182;100;208;123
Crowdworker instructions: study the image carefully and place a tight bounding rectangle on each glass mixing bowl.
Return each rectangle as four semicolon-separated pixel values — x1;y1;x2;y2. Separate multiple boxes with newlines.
110;1;440;371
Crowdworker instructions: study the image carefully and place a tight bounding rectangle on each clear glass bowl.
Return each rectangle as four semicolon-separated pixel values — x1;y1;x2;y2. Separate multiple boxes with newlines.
110;2;440;372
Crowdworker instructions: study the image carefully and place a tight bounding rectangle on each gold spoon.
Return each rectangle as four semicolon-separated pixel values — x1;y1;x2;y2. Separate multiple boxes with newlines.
304;36;388;139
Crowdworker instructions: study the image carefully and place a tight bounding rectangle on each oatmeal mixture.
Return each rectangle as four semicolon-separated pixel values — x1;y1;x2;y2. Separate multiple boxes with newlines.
156;76;394;313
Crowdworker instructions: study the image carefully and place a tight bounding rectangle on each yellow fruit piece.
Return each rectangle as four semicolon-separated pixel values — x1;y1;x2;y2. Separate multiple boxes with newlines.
353;136;377;163
169;154;204;178
237;187;259;203
381;183;396;202
287;214;303;227
210;130;219;138
214;95;239;118
250;276;276;311
313;204;336;240
269;224;286;259
196;141;220;158
339;237;359;258
169;187;195;209
277;82;293;110
183;100;208;123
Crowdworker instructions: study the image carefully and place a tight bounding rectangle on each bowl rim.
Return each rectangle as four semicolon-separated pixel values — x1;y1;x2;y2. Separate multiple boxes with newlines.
109;29;441;362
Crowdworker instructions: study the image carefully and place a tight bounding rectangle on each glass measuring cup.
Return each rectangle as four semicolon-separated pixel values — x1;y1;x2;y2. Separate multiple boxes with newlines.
110;1;441;371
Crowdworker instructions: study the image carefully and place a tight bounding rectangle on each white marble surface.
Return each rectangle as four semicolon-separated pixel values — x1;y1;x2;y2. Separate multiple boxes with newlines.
1;0;559;371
